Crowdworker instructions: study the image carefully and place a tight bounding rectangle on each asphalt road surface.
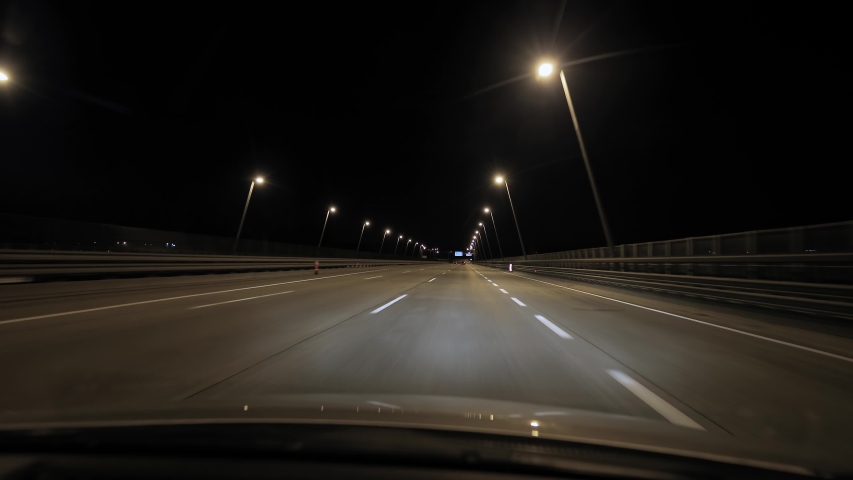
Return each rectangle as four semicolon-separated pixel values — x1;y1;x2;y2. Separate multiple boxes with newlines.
1;263;852;457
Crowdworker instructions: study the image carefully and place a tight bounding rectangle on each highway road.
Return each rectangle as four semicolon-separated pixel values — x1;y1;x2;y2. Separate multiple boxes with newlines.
1;262;852;458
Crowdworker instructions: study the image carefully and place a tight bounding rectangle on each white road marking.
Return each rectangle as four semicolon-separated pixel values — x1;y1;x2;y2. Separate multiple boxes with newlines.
0;269;386;326
511;297;526;306
607;370;704;430
511;274;853;364
428;278;436;282
371;294;408;313
190;291;293;309
492;283;499;286
499;289;509;294
403;271;411;273
534;315;573;339
368;400;401;409
365;276;382;280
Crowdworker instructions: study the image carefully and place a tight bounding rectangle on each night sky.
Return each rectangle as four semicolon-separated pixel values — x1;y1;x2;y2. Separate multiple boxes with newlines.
1;1;849;256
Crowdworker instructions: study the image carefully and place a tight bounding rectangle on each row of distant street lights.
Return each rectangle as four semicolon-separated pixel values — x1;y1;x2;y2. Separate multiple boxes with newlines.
468;62;613;261
233;177;433;257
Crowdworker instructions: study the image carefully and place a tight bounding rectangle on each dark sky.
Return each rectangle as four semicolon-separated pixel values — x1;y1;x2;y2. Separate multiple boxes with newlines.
1;1;849;255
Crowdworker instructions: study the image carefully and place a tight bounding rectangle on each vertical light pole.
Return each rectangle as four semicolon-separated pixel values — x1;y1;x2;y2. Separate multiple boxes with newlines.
318;206;336;247
356;221;370;251
233;177;264;253
411;242;419;256
474;234;484;261
478;222;493;259
393;235;403;255
379;229;391;253
403;239;412;255
538;62;614;255
494;176;526;259
484;208;504;260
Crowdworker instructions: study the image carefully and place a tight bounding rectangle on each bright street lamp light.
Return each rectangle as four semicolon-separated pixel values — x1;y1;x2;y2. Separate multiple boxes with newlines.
484;207;504;260
494;175;527;259
233;177;264;252
379;229;391;253
538;62;553;77
538;61;614;254
318;206;337;247
0;72;8;82
393;235;404;255
356;221;370;251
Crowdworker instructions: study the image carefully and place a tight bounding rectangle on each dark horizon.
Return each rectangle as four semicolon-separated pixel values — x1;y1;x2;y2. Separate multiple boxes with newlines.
1;1;849;256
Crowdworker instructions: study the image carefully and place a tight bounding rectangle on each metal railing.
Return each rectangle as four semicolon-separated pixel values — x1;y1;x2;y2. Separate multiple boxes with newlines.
0;250;424;282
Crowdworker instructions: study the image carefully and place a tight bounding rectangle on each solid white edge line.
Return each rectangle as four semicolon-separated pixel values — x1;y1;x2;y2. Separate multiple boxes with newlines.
428;278;436;282
191;291;293;309
0;269;388;326
534;315;572;339
607;370;704;430
511;297;526;307
511;274;853;364
371;294;408;313
499;289;509;294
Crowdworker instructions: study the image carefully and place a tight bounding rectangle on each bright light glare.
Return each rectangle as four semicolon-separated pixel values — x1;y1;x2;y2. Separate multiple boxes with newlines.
399;235;403;238
365;221;370;226
255;177;264;183
495;176;503;184
530;421;539;427
330;207;336;212
385;229;390;233
484;208;490;212
0;72;8;81
538;63;553;77
479;223;483;226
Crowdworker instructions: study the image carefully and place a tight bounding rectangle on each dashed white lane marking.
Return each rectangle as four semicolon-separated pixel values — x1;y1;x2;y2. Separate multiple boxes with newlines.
492;283;499;286
499;289;509;294
607;370;704;430
368;400;401;409
510;274;853;364
365;276;382;280
511;297;526;307
534;314;573;339
0;269;387;326
403;271;411;273
191;291;293;309
428;278;436;282
371;294;408;313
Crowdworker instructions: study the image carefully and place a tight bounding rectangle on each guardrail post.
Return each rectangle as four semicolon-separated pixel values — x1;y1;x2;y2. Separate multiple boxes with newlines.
665;241;672;274
686;237;694;276
314;260;319;275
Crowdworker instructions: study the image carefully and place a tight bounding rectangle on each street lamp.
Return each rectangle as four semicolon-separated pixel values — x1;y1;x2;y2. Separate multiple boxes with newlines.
379;229;391;253
0;72;8;82
393;235;403;255
403;239;412;255
318;206;336;247
478;222;493;259
484;208;504;260
411;242;419;256
538;62;614;254
494;176;527;259
356;221;370;251
232;177;264;253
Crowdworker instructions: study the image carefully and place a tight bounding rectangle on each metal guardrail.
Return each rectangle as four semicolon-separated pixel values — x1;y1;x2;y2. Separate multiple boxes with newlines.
479;260;853;320
0;250;427;283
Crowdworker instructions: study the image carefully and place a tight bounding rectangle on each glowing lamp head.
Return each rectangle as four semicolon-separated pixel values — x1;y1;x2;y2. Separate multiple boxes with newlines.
255;177;264;184
484;208;490;213
495;176;503;184
538;63;553;77
365;221;370;226
330;207;336;212
385;229;390;234
0;72;8;82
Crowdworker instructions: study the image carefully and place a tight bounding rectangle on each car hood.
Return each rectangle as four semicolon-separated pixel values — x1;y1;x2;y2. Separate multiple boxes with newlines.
0;393;845;475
